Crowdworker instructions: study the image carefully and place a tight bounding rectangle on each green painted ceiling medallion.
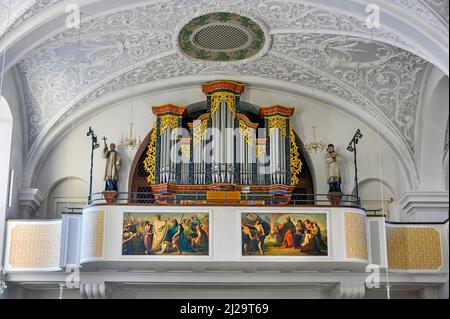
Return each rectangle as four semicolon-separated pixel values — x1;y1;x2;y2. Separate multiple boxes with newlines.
179;12;266;62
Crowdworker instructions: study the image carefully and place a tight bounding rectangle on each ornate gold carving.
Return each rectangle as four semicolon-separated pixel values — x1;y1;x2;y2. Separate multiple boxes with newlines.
210;92;237;117
159;114;180;135
81;210;105;260
239;120;255;146
8;222;61;269
290;123;303;186
144;122;157;184
267;116;288;136
256;144;266;159
386;226;442;270
193;119;209;145
345;212;368;260
181;144;191;158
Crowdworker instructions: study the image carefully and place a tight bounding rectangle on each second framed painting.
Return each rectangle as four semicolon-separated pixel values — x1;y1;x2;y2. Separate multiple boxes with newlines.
122;212;210;256
241;212;329;257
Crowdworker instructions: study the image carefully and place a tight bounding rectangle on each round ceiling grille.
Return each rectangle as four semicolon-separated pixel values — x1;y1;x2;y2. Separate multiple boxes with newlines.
179;12;266;62
193;24;251;51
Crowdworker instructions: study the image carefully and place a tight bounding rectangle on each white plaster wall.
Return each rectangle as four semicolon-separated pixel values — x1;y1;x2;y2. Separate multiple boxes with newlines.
32;86;409;218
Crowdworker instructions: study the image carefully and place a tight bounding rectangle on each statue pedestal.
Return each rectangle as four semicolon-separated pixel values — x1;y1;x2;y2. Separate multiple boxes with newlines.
102;191;118;205
328;192;343;206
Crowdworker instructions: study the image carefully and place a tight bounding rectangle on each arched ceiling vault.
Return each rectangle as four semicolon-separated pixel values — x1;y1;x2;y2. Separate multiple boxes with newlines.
0;0;447;189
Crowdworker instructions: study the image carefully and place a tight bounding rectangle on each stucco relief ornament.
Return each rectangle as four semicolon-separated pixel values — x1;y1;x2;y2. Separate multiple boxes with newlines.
173;7;272;66
19;0;430;152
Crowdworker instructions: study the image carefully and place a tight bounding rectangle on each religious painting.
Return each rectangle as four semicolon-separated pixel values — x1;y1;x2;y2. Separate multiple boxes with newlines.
241;213;328;256
122;212;209;256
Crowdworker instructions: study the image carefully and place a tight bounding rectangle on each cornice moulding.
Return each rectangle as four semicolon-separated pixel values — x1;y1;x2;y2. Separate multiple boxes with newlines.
18;188;44;217
398;191;450;216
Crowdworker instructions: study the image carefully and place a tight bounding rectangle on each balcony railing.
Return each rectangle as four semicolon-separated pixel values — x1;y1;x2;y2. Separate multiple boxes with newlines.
87;191;361;208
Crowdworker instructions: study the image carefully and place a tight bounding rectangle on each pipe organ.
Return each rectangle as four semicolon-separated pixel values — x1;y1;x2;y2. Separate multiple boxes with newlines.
144;81;303;205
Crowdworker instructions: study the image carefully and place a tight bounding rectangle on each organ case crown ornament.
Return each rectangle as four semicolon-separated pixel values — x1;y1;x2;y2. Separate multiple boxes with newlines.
143;81;304;205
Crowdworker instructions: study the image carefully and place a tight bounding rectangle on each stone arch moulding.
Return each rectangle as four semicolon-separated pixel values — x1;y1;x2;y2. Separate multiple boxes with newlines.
23;75;417;192
0;0;448;75
355;178;398;201
127;129;154;200
0;95;13;262
354;178;398;218
47;176;89;192
417;73;449;190
46;176;88;218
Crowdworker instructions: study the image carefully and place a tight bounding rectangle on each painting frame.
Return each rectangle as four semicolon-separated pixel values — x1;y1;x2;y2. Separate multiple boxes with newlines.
119;210;213;260
238;209;331;260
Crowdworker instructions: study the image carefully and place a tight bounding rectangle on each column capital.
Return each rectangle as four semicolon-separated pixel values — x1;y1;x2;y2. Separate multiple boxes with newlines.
18;188;44;217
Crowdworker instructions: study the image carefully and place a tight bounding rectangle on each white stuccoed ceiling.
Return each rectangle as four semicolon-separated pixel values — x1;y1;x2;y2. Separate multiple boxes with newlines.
0;0;448;188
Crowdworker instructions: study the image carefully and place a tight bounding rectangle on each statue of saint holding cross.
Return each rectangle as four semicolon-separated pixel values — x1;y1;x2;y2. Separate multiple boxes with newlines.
103;137;122;192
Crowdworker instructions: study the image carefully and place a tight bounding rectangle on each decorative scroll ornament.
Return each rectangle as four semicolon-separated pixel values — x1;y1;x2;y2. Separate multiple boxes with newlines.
181;144;191;158
210;92;237;117
290;123;303;186
159;115;180;135
144;122;157;184
193;119;209;145
239;120;255;146
267;116;288;136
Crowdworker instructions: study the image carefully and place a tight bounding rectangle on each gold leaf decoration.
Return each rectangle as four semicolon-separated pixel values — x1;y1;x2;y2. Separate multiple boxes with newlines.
193;119;209;145
144;122;157;184
81;211;105;260
290;123;302;186
345;212;368;260
267;116;288;136
386;226;442;270
210;92;237;117
9;223;61;269
256;144;266;159
159;114;180;135
239;120;255;146
181;144;191;159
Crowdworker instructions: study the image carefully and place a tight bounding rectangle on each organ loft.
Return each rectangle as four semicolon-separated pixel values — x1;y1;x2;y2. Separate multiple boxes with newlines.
134;81;307;205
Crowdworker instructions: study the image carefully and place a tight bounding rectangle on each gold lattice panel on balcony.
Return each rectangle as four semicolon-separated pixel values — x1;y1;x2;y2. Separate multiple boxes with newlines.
345;212;368;260
81;210;105;260
8;223;61;269
386;226;442;270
